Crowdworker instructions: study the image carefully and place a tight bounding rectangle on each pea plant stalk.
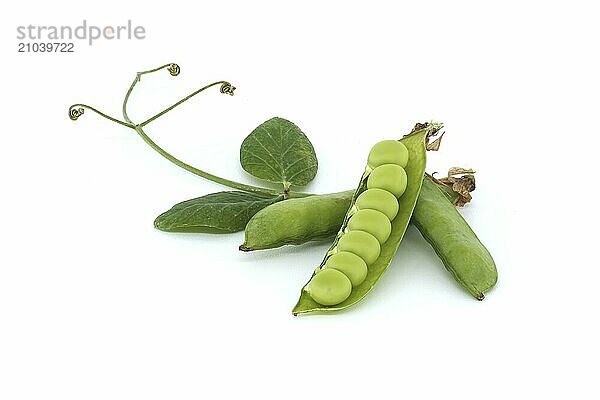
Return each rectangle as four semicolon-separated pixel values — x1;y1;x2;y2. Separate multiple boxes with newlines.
69;62;306;199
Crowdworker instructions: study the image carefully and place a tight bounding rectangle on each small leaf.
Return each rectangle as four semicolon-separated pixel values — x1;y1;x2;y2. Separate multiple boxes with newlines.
154;191;283;233
240;117;318;187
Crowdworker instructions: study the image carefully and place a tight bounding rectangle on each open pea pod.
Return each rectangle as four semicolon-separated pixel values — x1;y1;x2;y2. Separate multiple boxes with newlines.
292;122;442;315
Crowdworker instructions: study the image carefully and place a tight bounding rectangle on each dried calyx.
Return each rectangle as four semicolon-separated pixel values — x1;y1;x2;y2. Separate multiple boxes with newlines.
429;168;476;207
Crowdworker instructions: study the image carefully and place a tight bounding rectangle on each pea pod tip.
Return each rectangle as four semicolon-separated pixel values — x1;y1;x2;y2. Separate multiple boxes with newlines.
239;244;254;252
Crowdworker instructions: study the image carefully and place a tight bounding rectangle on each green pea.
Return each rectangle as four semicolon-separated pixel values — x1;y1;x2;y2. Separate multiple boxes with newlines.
337;230;381;265
355;188;399;220
323;251;368;287
307;268;352;306
367;140;409;168
367;164;407;198
347;209;391;244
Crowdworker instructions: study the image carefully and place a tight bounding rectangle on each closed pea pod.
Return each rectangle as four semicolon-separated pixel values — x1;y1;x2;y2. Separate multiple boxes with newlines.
239;191;352;251
412;176;497;299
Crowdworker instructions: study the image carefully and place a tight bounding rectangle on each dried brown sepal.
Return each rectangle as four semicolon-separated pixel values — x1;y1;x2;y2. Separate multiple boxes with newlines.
426;132;444;151
449;177;475;207
408;122;444;152
432;168;477;207
447;167;475;177
411;122;430;132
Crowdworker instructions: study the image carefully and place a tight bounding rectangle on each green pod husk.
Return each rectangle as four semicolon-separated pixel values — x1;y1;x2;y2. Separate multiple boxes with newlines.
239;191;352;251
413;176;497;299
292;123;440;315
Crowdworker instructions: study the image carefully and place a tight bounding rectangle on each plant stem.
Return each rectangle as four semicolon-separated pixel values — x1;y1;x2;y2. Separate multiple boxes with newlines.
133;124;284;196
117;63;311;197
71;63;313;198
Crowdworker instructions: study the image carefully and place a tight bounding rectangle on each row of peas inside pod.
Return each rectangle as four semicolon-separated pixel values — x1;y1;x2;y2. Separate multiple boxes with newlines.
306;140;410;306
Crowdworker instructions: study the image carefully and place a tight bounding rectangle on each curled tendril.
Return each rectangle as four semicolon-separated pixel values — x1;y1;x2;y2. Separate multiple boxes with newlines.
168;63;181;76
220;82;236;96
69;106;85;121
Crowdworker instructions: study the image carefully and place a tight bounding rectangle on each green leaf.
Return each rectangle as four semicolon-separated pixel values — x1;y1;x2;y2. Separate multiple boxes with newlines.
154;191;283;233
240;117;318;187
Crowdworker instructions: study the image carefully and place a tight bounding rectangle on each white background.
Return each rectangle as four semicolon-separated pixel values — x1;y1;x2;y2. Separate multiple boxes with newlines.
1;1;599;399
